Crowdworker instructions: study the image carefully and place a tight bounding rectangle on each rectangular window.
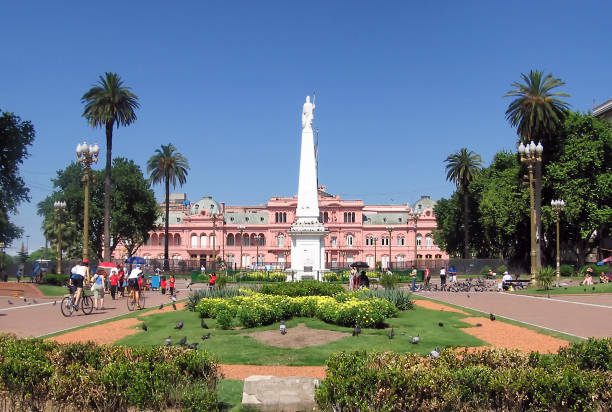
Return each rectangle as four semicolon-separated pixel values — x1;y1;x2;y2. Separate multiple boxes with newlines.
331;237;337;247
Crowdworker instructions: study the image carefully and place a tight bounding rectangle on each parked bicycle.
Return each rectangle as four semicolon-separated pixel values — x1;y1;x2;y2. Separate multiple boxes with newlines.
60;287;94;317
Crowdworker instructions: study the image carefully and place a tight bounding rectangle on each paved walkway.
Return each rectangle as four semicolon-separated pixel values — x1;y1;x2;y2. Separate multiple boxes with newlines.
417;291;612;338
0;280;195;338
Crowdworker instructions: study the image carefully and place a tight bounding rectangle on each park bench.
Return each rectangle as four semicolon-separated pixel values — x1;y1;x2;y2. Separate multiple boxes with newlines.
503;279;530;290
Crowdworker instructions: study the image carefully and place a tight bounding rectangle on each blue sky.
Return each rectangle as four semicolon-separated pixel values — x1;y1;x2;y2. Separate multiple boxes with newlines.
2;1;611;253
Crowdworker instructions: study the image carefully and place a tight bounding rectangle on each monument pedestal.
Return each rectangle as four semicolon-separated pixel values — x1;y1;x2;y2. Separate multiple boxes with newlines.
288;219;328;281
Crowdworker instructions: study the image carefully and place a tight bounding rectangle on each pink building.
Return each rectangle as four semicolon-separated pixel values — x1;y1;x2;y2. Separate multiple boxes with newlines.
118;188;447;270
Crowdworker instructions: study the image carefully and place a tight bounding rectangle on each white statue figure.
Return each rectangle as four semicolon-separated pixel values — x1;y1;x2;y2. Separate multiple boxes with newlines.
302;95;315;129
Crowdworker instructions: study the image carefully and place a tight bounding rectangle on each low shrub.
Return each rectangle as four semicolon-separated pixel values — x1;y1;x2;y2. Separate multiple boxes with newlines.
480;265;492;277
195;292;398;328
356;289;414;310
259;280;344;297
42;273;69;286
535;266;555;290
560;264;574;277
379;271;400;289
580;264;610;276
0;335;221;411
316;343;612;411
495;264;507;274
187;286;246;311
235;271;286;282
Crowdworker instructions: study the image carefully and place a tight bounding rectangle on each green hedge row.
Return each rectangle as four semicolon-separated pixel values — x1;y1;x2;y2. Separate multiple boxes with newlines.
316;338;612;411
0;335;221;411
259;280;344;296
42;273;69;286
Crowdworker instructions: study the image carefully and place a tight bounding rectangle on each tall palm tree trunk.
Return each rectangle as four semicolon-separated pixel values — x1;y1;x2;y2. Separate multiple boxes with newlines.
462;189;470;259
103;122;113;261
164;173;170;271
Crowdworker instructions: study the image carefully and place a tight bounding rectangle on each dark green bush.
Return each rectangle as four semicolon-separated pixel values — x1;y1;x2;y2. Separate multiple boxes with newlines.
259;280;343;297
187;286;247;311
316;343;612;411
42;273;69;286
0;335;221;411
560;264;575;277
556;338;611;371
379;271;400;289
352;289;414;310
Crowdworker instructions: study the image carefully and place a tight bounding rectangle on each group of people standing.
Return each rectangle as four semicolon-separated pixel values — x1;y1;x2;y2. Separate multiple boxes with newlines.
348;267;369;290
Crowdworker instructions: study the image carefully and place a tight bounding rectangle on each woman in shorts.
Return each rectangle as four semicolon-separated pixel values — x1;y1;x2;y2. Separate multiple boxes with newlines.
91;270;106;310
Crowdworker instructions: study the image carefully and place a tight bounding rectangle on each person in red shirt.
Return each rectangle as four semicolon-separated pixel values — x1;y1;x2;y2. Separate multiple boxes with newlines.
117;266;125;297
208;272;217;290
109;268;119;300
168;274;176;296
160;276;167;295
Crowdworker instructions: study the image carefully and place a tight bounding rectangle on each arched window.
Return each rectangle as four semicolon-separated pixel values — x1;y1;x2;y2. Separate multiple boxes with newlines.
416;234;422;247
209;234;216;246
282;212;287;223
381;255;390;269
397;236;405;246
425;234;433;247
435;254;442;259
396;255;405;264
425;254;432;259
381;237;390;246
275;212;279;223
258;233;265;246
366;255;375;268
242;233;250;246
226;233;235;246
346;234;354;246
324;211;329;222
150;233;158;246
200;233;207;248
190;234;198;248
174;234;181;246
158;234;164;246
365;236;374;246
250;233;257;245
277;234;285;247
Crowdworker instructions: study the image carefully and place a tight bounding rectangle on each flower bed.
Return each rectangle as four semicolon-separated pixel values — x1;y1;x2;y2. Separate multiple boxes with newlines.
259;280;344;296
316;338;612;411
196;292;398;328
0;335;220;411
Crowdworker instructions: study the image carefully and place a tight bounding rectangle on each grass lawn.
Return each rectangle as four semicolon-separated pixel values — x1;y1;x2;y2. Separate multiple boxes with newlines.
512;282;612;295
218;379;244;411
36;284;68;297
117;305;485;366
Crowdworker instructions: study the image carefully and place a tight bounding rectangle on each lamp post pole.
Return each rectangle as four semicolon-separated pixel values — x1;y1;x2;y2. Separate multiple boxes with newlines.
53;201;67;274
373;237;378;269
410;211;421;268
256;234;262;267
238;225;245;269
386;226;393;270
76;141;99;261
551;199;566;280
518;141;543;283
210;205;217;268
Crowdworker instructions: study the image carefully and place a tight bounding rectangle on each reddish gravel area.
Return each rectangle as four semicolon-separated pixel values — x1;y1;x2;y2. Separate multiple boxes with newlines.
220;364;326;380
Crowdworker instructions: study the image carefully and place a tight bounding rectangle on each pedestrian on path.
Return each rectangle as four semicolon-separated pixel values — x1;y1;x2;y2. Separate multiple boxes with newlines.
424;267;430;286
109;269;118;300
169;274;176;296
440;266;447;288
91;270;105;310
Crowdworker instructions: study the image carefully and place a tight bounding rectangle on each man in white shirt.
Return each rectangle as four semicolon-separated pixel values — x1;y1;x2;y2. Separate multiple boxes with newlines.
70;259;90;309
501;271;513;291
128;265;143;309
439;267;447;288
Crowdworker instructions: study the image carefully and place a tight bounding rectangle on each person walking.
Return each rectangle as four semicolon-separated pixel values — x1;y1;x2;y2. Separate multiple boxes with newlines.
424;267;431;286
91;270;105;310
109;268;118;300
208;272;217;290
439;266;447;288
168;274;176;296
117;265;125;297
160;276;167;294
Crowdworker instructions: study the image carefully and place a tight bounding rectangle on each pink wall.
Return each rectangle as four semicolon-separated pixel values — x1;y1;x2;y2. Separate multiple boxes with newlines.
114;192;447;268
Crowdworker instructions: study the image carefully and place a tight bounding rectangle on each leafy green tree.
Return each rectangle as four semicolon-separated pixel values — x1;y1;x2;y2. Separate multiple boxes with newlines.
432;195;464;257
38;158;157;260
545;112;612;266
82;72;140;261
505;70;570;269
444;148;482;258
27;247;54;262
0;110;35;246
17;243;28;264
147;144;189;270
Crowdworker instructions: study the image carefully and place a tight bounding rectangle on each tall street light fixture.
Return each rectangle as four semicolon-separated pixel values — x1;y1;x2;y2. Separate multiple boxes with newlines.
255;234;263;267
76;141;99;261
410;211;422;268
385;226;393;270
551;199;566;280
373;237;378;270
210;204;218;268
238;225;245;269
518;140;543;282
53;201;67;274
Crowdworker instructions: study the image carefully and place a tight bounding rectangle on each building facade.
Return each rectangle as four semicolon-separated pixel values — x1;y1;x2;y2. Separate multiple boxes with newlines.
116;188;447;270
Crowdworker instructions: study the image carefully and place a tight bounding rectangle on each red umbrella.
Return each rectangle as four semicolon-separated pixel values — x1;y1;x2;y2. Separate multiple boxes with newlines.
97;261;117;269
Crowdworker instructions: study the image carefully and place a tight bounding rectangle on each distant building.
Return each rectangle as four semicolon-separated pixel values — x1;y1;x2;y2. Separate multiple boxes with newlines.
114;188;447;270
593;99;612;122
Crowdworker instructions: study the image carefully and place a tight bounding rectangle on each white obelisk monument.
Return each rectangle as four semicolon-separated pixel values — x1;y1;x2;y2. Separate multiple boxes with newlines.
288;96;328;281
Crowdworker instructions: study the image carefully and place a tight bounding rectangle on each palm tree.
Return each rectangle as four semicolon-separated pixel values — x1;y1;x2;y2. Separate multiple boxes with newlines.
445;148;483;259
147;144;189;270
505;70;570;270
82;72;139;261
505;70;570;146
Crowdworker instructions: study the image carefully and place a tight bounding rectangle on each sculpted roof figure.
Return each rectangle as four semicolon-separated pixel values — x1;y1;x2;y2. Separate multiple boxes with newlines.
302;95;315;129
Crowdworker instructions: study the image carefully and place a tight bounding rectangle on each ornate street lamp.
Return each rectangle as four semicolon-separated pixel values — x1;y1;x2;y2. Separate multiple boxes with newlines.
210;204;218;268
238;225;245;269
518;140;543;282
551;199;566;280
76;141;99;261
410;211;422;268
53;200;67;274
385;226;393;270
373;237;378;269
255;234;263;267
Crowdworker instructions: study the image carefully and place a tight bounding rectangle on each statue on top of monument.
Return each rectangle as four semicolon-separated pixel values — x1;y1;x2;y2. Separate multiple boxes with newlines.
302;95;315;129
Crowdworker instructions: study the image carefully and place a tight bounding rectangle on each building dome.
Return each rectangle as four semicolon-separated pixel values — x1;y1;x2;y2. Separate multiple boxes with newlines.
190;196;221;215
413;195;436;213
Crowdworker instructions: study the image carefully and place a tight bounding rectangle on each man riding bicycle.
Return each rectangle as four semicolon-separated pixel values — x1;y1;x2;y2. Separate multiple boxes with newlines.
69;259;90;310
128;264;143;309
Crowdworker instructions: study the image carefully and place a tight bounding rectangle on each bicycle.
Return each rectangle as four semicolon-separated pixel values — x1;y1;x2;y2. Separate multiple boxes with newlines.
127;288;146;311
60;287;94;317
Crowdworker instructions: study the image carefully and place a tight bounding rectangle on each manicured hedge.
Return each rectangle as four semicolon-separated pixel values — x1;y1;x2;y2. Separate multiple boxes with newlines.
196;292;398;328
0;335;221;411
259;280;344;296
42;273;69;286
316;338;612;411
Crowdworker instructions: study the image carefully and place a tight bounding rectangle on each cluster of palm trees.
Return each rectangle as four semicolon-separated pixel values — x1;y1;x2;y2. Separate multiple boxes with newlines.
81;73;189;268
444;70;570;263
